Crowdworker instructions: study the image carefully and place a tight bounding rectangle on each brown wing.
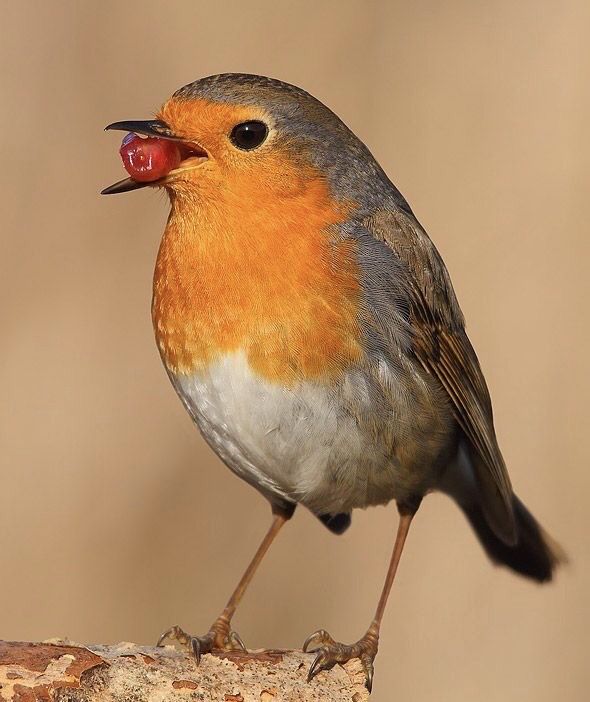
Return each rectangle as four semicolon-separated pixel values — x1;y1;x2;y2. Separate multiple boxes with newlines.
366;209;517;545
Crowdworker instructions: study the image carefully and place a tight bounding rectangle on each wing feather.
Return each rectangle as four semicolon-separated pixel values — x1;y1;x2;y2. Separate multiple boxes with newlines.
365;209;517;544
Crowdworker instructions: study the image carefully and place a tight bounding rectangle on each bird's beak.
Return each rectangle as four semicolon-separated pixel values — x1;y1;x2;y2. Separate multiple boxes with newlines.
101;119;207;195
104;119;179;139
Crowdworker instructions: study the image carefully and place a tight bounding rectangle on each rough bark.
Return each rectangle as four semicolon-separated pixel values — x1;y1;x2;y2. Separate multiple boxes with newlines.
0;641;370;702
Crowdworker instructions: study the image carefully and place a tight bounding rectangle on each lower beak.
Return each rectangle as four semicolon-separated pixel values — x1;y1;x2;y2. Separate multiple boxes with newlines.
101;177;151;196
101;119;192;195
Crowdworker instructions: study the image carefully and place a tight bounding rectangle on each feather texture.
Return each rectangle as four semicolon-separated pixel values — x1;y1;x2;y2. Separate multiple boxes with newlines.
364;209;516;544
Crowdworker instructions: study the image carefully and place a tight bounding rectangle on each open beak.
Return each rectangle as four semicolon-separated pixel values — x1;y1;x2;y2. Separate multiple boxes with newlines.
101;119;207;195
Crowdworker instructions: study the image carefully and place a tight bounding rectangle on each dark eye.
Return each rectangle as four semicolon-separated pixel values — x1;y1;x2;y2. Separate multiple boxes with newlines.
230;121;268;150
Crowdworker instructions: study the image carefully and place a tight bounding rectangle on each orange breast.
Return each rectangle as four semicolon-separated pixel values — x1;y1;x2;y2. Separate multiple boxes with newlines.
152;158;363;385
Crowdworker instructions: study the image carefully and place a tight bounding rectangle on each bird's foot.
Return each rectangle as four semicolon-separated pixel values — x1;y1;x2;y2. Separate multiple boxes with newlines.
303;625;379;692
156;618;246;663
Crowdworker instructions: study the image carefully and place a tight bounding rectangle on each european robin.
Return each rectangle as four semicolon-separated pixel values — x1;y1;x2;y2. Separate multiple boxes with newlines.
103;73;564;691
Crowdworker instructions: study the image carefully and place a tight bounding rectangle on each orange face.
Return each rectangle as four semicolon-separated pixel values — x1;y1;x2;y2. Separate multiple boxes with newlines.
151;97;363;385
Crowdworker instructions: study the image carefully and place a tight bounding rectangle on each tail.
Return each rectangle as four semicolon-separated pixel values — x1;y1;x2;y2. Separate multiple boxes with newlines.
462;494;565;582
317;512;351;534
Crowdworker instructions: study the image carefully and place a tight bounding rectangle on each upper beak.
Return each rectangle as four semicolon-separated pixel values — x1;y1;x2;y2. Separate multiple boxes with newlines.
104;119;181;140
101;119;186;195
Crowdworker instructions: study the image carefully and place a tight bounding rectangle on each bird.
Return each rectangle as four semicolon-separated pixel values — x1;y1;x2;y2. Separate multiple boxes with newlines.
102;73;564;692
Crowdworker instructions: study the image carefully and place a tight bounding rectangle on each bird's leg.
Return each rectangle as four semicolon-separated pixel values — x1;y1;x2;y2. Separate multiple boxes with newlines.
158;506;291;661
304;500;419;692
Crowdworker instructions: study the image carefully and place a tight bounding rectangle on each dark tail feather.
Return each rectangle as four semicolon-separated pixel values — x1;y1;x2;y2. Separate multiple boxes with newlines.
318;512;351;534
463;494;565;582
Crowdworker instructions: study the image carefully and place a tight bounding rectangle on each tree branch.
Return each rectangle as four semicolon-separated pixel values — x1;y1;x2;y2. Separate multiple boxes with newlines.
0;640;370;701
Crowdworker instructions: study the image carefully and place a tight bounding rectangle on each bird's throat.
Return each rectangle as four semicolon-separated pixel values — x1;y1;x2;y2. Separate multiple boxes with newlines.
152;177;363;385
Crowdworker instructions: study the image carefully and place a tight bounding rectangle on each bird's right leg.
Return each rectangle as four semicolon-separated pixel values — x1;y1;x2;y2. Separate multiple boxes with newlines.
303;500;419;691
157;504;293;661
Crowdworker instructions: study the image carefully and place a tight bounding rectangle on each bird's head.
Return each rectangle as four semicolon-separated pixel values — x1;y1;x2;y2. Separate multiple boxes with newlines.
102;73;398;213
104;75;398;380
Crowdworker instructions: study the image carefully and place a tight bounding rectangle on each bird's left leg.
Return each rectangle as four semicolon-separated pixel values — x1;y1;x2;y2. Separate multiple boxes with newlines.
303;499;420;691
158;504;292;661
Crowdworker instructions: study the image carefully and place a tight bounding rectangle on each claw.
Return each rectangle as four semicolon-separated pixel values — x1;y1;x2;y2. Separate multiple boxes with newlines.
156;625;207;664
302;631;317;653
156;630;171;647
303;627;378;691
228;629;247;652
307;648;338;682
190;636;202;665
156;621;246;663
362;655;375;693
307;651;326;682
302;629;333;652
157;624;185;647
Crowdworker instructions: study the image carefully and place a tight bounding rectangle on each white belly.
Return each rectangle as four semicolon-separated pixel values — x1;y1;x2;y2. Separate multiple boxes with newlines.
169;351;410;515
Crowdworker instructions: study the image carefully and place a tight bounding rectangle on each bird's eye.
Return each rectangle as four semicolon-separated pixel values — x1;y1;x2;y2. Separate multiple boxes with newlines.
230;121;268;150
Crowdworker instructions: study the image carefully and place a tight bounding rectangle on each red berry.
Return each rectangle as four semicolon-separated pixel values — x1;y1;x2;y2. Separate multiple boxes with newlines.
119;133;182;182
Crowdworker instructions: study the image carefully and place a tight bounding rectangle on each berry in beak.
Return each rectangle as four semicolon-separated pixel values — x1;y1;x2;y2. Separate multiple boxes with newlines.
102;119;207;195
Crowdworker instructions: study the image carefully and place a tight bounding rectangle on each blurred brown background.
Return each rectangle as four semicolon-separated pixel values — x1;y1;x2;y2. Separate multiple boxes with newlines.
1;1;588;700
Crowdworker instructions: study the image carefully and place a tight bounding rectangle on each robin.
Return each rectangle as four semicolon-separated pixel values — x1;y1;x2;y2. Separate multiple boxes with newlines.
103;73;564;691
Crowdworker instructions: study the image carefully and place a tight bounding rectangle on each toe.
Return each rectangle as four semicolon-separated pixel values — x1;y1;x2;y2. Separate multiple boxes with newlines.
361;654;375;692
303;628;335;652
307;649;333;682
303;630;378;690
156;624;186;647
227;629;247;652
189;636;203;664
